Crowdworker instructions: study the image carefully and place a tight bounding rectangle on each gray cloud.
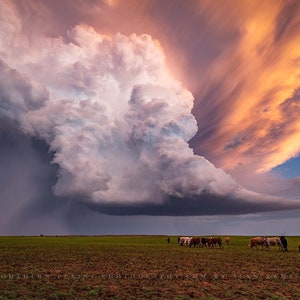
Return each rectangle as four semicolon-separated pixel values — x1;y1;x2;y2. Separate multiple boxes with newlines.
56;205;300;236
0;118;69;235
85;193;300;216
0;59;48;122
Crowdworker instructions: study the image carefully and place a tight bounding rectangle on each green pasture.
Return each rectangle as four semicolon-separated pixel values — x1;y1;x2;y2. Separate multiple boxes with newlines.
0;234;299;250
0;235;299;299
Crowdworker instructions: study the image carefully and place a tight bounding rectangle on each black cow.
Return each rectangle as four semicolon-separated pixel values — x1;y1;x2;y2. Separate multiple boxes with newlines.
280;236;288;251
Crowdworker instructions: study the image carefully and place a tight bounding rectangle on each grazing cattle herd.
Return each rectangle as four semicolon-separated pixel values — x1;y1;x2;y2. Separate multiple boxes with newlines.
248;236;288;251
176;235;298;252
178;236;224;248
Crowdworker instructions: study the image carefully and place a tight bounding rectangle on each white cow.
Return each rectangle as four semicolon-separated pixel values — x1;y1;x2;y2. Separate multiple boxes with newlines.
265;237;283;251
179;237;192;246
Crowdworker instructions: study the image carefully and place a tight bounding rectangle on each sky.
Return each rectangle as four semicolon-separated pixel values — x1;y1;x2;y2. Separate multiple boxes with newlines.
0;0;300;236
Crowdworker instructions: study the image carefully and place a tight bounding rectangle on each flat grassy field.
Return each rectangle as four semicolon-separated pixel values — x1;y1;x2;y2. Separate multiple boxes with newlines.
0;235;299;299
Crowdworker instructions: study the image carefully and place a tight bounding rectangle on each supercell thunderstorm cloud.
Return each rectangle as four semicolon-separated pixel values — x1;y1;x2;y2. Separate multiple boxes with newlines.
0;21;238;206
0;0;300;235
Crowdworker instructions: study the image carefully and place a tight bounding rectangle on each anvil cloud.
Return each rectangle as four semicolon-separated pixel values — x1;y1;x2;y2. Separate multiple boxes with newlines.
0;0;300;234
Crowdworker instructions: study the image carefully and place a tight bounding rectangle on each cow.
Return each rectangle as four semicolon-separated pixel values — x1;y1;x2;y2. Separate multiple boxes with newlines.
225;236;230;245
280;236;288;252
200;237;207;247
179;237;192;246
189;238;201;247
184;237;192;246
179;236;186;246
298;244;300;252
265;237;283;251
205;237;212;247
206;236;223;249
248;237;268;250
178;236;184;245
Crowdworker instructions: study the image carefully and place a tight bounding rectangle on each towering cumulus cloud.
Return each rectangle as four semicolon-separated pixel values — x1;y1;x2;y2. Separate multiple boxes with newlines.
0;0;299;217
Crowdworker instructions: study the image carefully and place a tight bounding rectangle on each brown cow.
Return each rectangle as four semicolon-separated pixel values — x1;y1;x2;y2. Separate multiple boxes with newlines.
189;238;201;247
249;237;268;250
225;236;230;245
206;236;223;249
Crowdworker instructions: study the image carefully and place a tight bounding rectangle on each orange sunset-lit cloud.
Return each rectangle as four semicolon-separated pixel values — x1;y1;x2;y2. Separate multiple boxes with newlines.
187;1;300;201
180;0;300;174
